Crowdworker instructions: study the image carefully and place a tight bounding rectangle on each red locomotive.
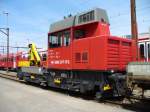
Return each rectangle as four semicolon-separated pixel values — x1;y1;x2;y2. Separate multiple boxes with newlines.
46;8;136;98
1;8;145;99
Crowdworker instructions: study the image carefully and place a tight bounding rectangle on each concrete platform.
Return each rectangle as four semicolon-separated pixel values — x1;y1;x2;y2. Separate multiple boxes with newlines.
0;77;133;112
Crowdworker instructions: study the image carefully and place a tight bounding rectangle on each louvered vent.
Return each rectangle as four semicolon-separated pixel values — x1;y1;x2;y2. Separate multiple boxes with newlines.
82;52;88;63
75;53;81;63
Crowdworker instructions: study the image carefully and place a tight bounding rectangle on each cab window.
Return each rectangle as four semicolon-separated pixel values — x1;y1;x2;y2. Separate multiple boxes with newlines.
42;54;47;61
139;44;145;58
49;33;62;48
148;44;150;58
74;29;85;39
64;31;70;46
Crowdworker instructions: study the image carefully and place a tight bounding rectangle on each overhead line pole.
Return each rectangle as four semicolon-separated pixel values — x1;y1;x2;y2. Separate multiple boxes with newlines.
0;28;9;70
5;12;9;71
0;12;9;71
130;0;138;60
7;28;9;71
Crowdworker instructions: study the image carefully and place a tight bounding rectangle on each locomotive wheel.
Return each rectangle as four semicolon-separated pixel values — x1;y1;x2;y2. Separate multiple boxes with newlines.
95;92;103;100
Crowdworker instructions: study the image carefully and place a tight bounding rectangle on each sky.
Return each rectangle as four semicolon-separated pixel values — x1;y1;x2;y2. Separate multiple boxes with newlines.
0;0;150;53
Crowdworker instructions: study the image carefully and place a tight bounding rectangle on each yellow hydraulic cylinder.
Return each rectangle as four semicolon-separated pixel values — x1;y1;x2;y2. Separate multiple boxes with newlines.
29;43;41;65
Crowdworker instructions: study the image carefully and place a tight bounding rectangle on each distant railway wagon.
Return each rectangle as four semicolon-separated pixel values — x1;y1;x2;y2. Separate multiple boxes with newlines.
0;50;47;70
138;37;150;62
0;53;16;70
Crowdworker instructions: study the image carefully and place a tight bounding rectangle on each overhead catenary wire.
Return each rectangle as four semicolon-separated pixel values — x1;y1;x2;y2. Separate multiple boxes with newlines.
110;18;150;29
110;5;150;19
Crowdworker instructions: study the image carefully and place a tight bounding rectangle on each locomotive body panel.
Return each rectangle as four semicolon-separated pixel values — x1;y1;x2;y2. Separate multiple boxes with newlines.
47;7;134;72
48;46;72;70
47;34;133;71
107;37;133;71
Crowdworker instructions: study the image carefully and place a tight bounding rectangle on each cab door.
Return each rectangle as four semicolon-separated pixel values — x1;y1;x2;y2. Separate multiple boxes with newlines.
48;30;72;69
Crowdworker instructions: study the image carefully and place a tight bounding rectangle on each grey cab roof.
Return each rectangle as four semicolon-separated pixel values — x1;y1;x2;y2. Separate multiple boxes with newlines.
49;8;109;33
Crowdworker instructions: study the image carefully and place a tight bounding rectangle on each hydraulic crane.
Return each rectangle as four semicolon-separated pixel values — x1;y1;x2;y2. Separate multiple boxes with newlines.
18;43;41;67
17;43;47;86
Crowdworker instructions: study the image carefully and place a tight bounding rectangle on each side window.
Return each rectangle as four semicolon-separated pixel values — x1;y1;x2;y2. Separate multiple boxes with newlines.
58;33;63;47
11;57;13;62
49;34;57;48
49;33;62;48
74;29;85;39
148;44;150;58
64;31;70;46
42;54;47;61
139;44;145;58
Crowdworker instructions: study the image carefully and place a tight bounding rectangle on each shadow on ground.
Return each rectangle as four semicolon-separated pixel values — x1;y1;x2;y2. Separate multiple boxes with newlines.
122;99;150;112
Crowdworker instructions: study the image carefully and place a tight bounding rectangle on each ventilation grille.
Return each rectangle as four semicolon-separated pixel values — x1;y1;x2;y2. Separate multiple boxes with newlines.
75;52;88;63
78;11;94;24
82;52;88;63
75;53;81;63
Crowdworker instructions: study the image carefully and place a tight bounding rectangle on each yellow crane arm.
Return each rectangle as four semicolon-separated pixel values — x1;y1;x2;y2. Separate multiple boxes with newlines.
29;43;41;66
18;43;41;67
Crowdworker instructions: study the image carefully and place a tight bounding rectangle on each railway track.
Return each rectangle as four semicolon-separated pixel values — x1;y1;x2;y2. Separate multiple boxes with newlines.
0;70;150;111
0;71;18;81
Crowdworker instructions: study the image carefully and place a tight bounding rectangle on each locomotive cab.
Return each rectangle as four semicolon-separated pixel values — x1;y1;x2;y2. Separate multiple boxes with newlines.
48;8;111;70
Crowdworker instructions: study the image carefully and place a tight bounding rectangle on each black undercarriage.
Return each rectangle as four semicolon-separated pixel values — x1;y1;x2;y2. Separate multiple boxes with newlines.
17;69;128;99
